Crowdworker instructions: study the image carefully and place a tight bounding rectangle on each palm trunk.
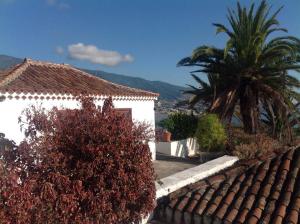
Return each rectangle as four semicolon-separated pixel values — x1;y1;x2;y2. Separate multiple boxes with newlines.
240;87;259;134
258;82;293;143
209;87;237;122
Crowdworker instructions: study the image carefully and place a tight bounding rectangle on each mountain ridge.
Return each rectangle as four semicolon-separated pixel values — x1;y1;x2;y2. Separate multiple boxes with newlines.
0;55;184;100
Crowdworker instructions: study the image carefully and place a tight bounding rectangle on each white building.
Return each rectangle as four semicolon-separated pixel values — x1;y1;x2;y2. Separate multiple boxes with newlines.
0;59;158;159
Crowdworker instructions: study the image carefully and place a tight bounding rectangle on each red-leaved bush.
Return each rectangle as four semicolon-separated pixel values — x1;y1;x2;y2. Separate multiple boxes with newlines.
0;97;156;224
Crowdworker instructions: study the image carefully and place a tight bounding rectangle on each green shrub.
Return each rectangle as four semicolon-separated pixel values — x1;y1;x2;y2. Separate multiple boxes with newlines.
195;114;227;152
159;112;197;140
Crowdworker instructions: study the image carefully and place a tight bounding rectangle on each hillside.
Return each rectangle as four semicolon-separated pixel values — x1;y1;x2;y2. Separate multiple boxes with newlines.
0;55;23;70
83;69;185;100
0;55;185;100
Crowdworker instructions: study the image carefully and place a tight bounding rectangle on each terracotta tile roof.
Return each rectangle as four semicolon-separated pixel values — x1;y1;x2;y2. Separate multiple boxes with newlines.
0;59;159;98
154;148;300;224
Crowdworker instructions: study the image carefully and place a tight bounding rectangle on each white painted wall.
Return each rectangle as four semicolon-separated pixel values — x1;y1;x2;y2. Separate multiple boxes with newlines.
0;94;156;159
155;155;239;199
156;138;199;158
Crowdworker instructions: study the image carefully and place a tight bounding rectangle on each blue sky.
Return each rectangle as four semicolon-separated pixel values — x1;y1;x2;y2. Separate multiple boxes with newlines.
0;0;299;86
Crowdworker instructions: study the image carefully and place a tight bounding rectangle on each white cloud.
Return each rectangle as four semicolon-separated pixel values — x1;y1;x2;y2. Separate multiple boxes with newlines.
46;0;70;10
46;0;55;5
55;46;64;55
58;2;70;10
68;43;134;66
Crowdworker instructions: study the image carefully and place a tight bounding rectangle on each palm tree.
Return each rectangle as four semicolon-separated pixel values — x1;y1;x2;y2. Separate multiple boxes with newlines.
178;0;300;135
182;73;219;109
261;100;300;142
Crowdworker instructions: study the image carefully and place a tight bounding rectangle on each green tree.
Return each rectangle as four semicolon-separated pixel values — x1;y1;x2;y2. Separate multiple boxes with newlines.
178;0;300;138
159;112;198;140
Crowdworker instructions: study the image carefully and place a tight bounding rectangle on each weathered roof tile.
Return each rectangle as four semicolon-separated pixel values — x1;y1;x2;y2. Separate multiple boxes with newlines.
154;148;300;224
0;59;159;98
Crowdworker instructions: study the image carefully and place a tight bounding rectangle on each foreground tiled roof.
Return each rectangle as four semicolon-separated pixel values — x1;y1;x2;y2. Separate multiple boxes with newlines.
0;59;159;99
154;148;300;224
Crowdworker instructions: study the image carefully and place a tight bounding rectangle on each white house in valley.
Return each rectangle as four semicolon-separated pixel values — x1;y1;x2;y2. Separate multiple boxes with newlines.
0;59;159;159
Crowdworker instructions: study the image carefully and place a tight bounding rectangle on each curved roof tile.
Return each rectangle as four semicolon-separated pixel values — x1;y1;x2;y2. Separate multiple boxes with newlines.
154;148;300;224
